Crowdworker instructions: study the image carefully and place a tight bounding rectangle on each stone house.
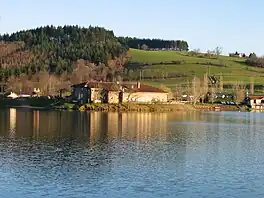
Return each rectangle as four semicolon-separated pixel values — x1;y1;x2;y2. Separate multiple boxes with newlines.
71;81;168;104
245;95;264;110
121;82;168;103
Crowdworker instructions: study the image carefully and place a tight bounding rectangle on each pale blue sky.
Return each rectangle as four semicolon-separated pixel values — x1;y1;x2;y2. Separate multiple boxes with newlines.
0;0;263;55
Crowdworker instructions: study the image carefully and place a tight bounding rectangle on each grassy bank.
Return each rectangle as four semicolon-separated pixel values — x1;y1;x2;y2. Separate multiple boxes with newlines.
79;103;196;112
54;103;195;112
55;102;247;112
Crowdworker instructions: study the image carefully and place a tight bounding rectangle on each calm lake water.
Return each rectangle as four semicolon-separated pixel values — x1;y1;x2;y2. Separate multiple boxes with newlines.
0;109;264;198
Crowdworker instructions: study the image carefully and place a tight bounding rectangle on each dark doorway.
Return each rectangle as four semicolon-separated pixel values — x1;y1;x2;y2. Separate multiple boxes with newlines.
118;91;123;103
101;89;109;103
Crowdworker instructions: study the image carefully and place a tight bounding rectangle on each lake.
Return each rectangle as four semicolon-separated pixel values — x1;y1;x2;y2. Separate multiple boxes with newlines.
0;108;264;198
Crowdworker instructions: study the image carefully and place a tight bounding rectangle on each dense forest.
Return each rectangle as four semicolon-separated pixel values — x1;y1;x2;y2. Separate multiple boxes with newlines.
0;25;129;76
118;37;189;51
0;25;133;94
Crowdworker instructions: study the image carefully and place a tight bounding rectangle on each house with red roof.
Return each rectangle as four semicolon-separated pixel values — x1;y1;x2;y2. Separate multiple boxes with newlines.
249;95;264;109
71;81;168;104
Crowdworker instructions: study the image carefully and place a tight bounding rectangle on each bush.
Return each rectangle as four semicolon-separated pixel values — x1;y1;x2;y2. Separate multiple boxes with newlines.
245;58;264;68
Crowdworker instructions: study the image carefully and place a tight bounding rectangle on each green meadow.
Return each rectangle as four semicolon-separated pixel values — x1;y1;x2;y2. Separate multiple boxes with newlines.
128;49;264;91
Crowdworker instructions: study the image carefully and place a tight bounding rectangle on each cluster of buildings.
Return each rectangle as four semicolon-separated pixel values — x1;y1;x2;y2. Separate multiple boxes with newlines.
70;81;168;104
3;79;264;111
245;96;264;110
229;52;248;58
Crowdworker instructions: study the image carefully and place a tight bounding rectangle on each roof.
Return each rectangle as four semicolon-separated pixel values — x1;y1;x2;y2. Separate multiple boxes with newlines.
72;81;167;93
249;95;264;100
72;82;120;91
122;83;167;93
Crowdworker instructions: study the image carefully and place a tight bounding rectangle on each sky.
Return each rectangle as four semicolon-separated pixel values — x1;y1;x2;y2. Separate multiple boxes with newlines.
0;0;263;55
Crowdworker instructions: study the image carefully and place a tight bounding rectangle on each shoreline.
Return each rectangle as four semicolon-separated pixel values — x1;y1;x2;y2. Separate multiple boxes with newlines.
0;99;249;112
54;103;248;112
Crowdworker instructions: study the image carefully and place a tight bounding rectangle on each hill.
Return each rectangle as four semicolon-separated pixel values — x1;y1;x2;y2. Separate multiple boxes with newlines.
0;25;263;95
126;49;264;92
0;25;131;94
0;25;129;77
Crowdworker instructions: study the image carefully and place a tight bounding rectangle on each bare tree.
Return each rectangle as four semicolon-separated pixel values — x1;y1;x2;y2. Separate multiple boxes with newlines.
219;73;223;92
207;50;215;59
7;76;20;93
250;77;254;95
202;72;209;103
141;44;148;51
234;81;246;104
193;48;200;53
71;59;95;83
174;84;183;101
215;46;223;59
192;76;201;104
159;84;172;100
185;79;191;97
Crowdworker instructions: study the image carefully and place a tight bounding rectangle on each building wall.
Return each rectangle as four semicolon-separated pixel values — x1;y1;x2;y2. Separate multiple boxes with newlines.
108;91;119;104
250;99;263;106
72;87;90;104
91;88;102;103
122;92;168;103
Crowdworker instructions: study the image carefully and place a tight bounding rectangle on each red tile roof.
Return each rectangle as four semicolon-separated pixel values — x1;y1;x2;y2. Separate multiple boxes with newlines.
122;83;167;93
249;95;264;100
72;81;167;93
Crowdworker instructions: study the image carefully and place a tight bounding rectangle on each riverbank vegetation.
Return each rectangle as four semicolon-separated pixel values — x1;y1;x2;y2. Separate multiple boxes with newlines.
55;102;244;112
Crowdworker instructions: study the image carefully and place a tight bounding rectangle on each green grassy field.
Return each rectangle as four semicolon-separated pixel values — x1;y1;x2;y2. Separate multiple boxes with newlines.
128;49;264;91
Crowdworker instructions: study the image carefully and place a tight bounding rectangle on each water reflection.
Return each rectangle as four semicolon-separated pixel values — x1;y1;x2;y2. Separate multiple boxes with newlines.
9;108;16;138
1;109;264;197
0;109;171;143
1;109;264;144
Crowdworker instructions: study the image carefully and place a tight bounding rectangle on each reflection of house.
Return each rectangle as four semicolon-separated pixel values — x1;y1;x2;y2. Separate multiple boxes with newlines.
71;81;168;104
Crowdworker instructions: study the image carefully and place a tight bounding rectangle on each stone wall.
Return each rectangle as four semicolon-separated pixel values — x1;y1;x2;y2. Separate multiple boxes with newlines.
91;88;102;103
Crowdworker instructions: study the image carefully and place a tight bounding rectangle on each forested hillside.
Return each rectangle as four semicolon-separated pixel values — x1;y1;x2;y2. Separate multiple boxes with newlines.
0;25;129;75
0;25;192;94
118;37;189;51
0;25;132;94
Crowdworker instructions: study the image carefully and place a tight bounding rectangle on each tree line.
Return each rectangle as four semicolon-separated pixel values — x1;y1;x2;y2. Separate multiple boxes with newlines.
118;37;189;51
245;53;264;68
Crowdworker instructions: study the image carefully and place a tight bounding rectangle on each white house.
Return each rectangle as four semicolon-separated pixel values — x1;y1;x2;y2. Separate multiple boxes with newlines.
249;96;264;110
